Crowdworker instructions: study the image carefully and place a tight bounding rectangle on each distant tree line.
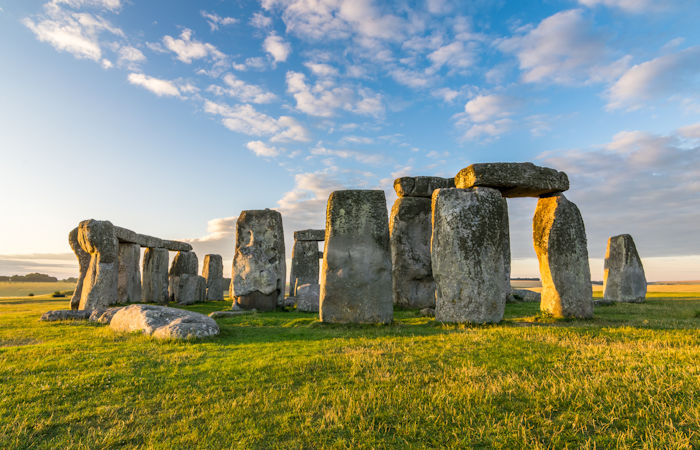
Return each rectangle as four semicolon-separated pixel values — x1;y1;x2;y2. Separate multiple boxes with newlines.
0;273;77;283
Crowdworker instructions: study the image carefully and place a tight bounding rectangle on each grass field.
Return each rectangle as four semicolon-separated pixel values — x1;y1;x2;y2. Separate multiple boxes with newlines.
0;281;75;298
1;291;698;448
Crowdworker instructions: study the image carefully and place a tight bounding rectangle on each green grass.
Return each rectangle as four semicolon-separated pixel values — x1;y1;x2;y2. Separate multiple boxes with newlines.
0;281;75;298
1;293;698;448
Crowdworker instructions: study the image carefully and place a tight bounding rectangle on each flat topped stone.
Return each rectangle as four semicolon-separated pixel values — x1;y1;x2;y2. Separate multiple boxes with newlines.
114;226;192;252
294;229;325;241
394;176;455;198
455;162;569;198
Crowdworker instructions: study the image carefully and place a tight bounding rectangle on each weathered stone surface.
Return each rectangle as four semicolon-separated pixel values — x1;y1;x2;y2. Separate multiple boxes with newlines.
320;190;393;324
294;229;325;241
231;209;286;310
394;176;455;198
113;226;192;252
509;289;541;303
389;197;434;309
68;227;90;310
118;243;141;303
40;309;90;321
290;240;320;296
603;234;647;303
171;274;205;305
501;200;512;301
77;219;119;310
455;162;569;198
431;187;508;324
169;251;198;276
208;309;255;318
110;304;219;339
202;254;224;301
88;306;123;324
419;307;435;317
296;283;320;313
533;194;593;318
168;251;199;302
142;247;169;304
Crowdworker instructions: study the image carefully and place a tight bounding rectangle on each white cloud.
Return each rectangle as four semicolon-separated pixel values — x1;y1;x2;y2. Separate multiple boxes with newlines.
207;73;277;104
48;0;122;11
117;45;145;66
200;10;238;31
678;122;700;140
464;94;514;122
432;87;460;102
263;34;291;63
250;12;273;28
454;94;516;140
578;0;660;13
607;46;700;110
304;62;338;77
311;146;385;165
499;9;617;85
204;100;310;142
162;28;225;63
428;40;475;70
127;73;180;97
246;140;280;157
390;68;431;88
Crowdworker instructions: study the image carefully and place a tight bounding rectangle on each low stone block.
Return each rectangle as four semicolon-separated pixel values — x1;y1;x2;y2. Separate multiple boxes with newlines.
40;310;90;321
603;234;647;303
110;304;219;339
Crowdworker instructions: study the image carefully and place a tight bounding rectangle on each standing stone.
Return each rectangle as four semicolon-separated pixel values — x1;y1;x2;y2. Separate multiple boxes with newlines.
174;273;205;305
390;196;435;309
77;219;119;310
502;199;512;300
117;243;141;303
533;194;593;318
231;209;286;311
431;187;508;324
603;234;647;303
168;251;198;302
68;227;90;310
290;240;320;295
296;283;320;313
202;254;224;301
142;247;169;304
455;162;569;198
320;190;393;324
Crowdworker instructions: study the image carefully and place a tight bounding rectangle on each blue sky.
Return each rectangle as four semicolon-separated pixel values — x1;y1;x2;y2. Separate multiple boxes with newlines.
1;0;699;281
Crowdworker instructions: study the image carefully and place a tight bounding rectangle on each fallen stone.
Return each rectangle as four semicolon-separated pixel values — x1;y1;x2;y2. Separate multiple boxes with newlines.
603;234;647;303
113;226;192;252
533;194;593;319
88;306;123;324
110;304;219;339
209;309;256;318
231;209;286;311
290;239;320;296
393;176;455;198
509;289;541;303
68;227;90;310
118;243;141;303
293;229;325;241
296;283;320;313
431;187;508;324
455;162;569;198
419;307;435;317
77;219;119;310
40;310;90;321
389;197;435;309
320;190;393;324
142;247;169;304
202;254;224;301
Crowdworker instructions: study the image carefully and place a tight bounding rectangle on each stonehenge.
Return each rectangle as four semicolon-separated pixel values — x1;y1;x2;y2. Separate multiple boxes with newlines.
320;190;393;324
231;209;286;311
431;187;509;323
168;251;203;304
603;234;646;302
202;254;224;301
455;162;569;198
68;219;193;310
289;229;324;296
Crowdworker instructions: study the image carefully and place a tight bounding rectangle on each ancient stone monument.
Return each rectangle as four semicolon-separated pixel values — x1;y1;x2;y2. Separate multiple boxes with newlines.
455;162;569;197
603;234;646;302
231;209;286;311
390;176;453;309
320;190;393;324
110;304;219;339
202;254;224;301
169;251;204;305
533;194;593;318
296;283;320;313
431;187;509;323
289;229;324;296
68;219;192;310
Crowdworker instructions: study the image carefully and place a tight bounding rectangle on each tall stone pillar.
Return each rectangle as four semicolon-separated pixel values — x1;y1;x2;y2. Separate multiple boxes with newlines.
289;229;324;296
118;243;141;303
77;219;119;310
68;227;90;310
142;247;169;304
202;254;224;301
603;234;646;302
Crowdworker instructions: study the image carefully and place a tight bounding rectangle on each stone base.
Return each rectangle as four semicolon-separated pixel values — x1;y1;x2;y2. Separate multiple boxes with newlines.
235;290;279;312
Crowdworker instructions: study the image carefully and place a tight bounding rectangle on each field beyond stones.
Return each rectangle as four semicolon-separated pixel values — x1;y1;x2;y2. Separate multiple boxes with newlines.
1;291;698;448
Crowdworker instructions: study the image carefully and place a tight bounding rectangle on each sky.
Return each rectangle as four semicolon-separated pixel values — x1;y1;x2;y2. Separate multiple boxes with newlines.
0;0;699;282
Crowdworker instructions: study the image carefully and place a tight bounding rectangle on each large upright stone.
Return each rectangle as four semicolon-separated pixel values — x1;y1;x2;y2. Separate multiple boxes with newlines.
320;190;393;324
118;243;141;303
390;196;435;308
202;254;224;301
168;251;198;302
77;219;119;310
142;247;169;304
431;187;508;323
603;234;647;303
68;227;90;310
231;209;286;311
533;194;593;318
173;274;206;305
455;162;569;198
290;240;320;296
394;176;455;198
